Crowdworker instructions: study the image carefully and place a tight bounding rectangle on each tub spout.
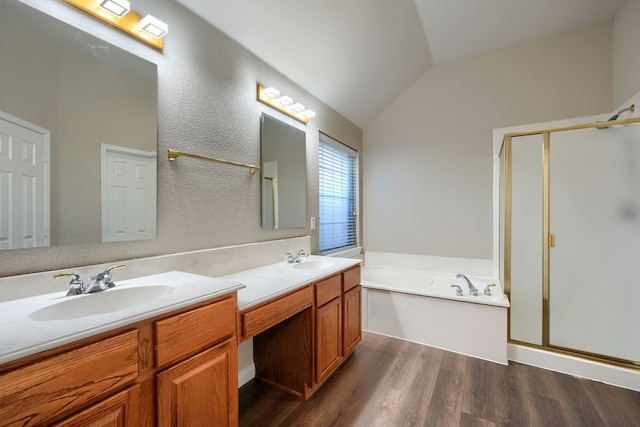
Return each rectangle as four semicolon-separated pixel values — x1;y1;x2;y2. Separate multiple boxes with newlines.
456;274;478;296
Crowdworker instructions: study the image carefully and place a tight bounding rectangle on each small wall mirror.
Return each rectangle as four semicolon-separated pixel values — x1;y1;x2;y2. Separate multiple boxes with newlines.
260;114;307;230
0;0;157;250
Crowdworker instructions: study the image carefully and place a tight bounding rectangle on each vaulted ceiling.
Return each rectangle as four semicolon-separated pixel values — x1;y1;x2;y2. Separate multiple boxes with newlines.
174;0;626;127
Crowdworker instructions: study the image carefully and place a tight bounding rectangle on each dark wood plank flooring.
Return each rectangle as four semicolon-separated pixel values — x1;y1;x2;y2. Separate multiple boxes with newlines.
239;332;640;426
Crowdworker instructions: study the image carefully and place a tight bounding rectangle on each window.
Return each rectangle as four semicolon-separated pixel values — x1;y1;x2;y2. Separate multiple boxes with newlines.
319;133;358;254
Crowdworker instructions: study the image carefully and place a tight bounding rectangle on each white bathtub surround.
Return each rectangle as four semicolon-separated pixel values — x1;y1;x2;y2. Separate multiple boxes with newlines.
364;251;493;277
362;267;507;307
361;251;508;364
366;289;507;364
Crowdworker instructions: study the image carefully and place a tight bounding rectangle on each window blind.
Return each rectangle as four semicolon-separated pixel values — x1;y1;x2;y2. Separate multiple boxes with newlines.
319;134;357;254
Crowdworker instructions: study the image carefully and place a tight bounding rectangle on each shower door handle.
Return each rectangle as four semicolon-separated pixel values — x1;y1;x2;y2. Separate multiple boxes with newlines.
549;234;556;248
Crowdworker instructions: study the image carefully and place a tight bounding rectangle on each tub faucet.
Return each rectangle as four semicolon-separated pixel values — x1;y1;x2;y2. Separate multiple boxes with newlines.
84;264;125;293
456;274;478;296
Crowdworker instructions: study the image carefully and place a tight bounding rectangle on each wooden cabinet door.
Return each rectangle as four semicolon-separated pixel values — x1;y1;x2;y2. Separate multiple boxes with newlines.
157;337;238;427
315;297;343;385
343;285;362;357
53;386;140;427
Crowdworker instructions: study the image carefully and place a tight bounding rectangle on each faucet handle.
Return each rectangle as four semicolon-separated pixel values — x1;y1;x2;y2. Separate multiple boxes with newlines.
484;284;496;296
94;264;126;288
54;272;84;295
105;264;126;274
451;284;463;296
296;249;309;257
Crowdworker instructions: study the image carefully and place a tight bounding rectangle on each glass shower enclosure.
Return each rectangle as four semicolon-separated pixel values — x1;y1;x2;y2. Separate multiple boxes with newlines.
501;116;640;367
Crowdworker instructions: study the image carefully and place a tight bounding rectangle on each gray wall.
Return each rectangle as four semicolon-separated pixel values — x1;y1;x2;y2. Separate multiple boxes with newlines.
0;0;362;277
363;20;614;260
613;0;640;107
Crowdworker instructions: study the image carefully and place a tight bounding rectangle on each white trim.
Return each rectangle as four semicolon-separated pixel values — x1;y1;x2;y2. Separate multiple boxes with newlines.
238;363;256;388
0;110;49;135
508;344;640;392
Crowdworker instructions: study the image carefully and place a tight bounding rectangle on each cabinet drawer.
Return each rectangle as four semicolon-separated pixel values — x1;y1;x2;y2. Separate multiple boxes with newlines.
343;266;361;292
155;295;236;367
315;274;342;307
240;286;313;340
0;330;139;427
52;385;140;427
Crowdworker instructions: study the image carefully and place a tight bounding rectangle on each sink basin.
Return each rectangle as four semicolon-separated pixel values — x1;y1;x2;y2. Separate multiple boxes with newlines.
292;260;335;270
29;285;174;321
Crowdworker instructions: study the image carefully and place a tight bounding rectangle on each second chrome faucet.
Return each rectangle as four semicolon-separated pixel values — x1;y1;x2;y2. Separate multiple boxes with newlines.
287;249;309;264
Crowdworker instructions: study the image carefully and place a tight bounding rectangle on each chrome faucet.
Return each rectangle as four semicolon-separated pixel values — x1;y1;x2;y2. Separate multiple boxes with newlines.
287;249;309;264
54;264;125;295
84;264;125;293
456;274;478;296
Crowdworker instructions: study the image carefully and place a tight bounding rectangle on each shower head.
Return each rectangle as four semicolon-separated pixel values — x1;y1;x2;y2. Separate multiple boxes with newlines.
596;104;635;129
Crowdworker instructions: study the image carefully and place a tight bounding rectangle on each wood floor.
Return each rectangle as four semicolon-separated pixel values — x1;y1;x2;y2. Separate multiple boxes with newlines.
239;332;640;427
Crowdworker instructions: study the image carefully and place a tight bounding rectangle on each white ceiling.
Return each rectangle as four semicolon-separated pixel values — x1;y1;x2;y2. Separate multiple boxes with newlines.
174;0;626;127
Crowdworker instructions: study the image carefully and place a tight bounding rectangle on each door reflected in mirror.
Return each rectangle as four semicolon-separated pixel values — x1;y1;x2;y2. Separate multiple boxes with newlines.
0;0;157;250
260;114;307;230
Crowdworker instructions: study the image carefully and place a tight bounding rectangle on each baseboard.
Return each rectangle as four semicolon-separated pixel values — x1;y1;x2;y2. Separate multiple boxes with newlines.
508;343;640;392
238;363;256;388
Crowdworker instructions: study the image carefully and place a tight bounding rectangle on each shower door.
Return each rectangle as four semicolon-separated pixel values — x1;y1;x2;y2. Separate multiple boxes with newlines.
549;124;640;363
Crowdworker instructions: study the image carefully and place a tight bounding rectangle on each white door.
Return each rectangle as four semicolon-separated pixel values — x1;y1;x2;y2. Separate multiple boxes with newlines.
0;113;50;249
101;144;156;242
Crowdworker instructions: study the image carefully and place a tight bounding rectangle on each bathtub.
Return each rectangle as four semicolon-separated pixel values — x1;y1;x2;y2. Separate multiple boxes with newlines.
361;265;510;364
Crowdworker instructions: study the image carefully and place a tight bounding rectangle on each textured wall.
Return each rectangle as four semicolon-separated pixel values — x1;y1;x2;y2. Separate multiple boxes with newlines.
0;0;362;277
363;21;614;260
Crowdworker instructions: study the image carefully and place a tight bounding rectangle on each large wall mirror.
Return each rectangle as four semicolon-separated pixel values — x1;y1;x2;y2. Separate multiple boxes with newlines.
260;114;306;230
0;0;157;250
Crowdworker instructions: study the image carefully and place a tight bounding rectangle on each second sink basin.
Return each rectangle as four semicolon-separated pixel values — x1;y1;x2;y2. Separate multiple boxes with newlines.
29;285;175;321
292;260;336;270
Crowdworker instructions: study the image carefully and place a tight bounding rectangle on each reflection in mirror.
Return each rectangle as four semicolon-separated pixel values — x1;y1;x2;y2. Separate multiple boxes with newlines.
0;0;157;250
260;114;307;230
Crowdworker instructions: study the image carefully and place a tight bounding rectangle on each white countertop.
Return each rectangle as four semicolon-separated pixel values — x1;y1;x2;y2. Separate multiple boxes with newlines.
0;256;361;366
224;255;362;311
0;271;243;365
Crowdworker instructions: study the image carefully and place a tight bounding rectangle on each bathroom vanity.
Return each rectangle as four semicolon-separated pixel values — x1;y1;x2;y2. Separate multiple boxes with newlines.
234;261;362;399
0;290;239;426
0;256;362;426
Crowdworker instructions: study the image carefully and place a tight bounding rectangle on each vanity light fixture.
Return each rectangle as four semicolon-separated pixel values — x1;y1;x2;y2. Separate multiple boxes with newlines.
262;87;280;99
287;103;305;113
63;0;167;50
257;84;316;125
275;96;293;107
98;0;130;17
140;15;169;38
